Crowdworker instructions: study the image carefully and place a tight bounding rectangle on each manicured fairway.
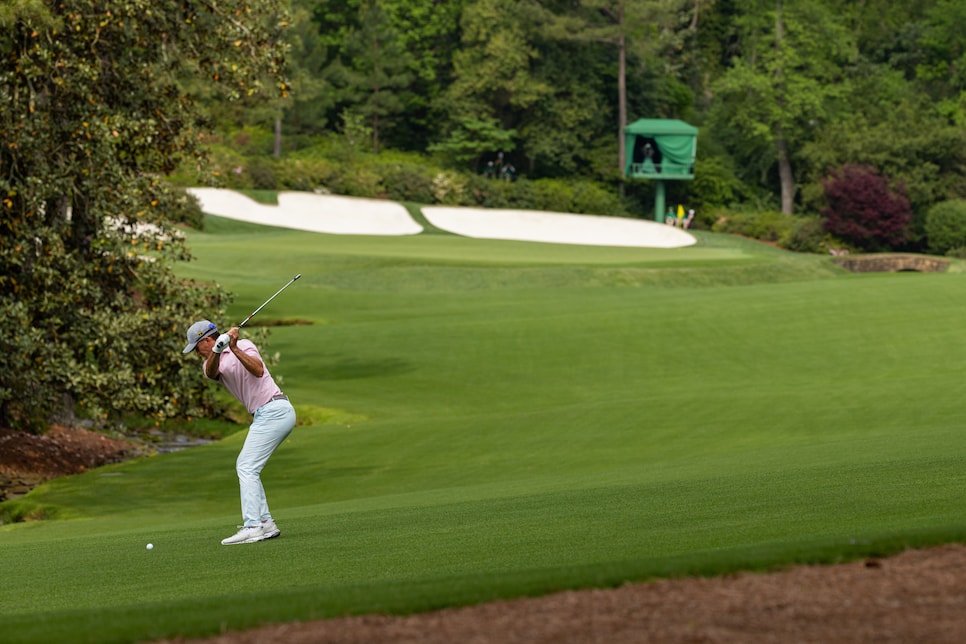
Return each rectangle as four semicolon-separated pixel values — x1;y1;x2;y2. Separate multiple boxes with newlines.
3;218;966;643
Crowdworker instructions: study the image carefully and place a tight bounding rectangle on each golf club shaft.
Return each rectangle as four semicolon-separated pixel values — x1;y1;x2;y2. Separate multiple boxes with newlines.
239;274;301;328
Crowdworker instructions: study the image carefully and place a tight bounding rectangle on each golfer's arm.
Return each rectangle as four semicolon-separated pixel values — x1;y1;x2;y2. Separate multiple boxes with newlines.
232;346;265;378
204;354;221;380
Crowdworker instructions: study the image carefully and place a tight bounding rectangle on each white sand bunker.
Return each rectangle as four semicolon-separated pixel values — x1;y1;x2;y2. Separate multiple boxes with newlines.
187;188;695;248
423;206;696;248
188;188;422;236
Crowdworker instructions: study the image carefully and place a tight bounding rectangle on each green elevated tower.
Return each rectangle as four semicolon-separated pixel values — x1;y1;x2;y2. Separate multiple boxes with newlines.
623;119;698;222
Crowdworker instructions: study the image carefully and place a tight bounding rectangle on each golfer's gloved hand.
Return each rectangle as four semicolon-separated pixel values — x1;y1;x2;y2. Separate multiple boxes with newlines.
213;333;231;354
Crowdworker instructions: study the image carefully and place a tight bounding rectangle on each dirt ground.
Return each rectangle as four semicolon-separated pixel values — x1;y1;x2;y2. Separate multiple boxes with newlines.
165;544;966;643
0;424;141;501
4;426;966;642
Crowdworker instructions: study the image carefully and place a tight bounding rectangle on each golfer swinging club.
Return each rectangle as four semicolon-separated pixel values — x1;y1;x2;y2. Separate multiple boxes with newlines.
183;320;296;545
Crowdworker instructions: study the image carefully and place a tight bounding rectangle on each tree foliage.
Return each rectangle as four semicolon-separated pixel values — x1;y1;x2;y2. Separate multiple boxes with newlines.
800;93;966;218
0;0;289;432
709;0;856;214
302;0;465;151
428;117;517;169
541;0;695;173
278;0;334;141
178;0;966;230
335;0;415;154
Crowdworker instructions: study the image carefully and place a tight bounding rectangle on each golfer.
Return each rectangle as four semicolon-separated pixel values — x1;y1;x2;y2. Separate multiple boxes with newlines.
183;320;296;545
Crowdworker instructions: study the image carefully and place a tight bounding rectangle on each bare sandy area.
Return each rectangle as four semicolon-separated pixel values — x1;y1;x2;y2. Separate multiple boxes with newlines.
187;188;422;236
423;206;696;248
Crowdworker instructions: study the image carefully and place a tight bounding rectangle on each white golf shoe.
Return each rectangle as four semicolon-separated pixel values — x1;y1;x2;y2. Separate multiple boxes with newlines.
260;519;281;540
220;525;267;545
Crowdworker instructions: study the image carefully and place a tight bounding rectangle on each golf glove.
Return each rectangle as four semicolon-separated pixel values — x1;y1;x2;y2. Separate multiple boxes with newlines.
213;333;231;354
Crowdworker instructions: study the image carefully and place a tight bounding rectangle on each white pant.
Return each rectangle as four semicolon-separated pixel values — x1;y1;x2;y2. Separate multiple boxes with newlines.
236;399;296;527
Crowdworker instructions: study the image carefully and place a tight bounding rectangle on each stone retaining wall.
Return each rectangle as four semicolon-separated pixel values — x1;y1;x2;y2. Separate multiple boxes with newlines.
835;254;949;273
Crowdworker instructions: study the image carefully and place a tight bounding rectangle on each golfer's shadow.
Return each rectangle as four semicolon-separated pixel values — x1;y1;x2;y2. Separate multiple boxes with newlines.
316;355;414;380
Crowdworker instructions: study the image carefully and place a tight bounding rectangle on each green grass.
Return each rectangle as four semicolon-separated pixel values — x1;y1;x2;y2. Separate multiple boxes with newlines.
4;215;966;643
238;189;279;205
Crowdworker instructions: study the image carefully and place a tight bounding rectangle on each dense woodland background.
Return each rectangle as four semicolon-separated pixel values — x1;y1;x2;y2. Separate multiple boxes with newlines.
4;0;966;432
196;0;966;249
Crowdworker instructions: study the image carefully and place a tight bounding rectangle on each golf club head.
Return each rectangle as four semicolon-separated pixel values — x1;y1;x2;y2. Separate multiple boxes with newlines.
213;333;230;354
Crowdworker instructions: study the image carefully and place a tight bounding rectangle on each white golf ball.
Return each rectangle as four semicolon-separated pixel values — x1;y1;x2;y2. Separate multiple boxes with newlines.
146;543;154;550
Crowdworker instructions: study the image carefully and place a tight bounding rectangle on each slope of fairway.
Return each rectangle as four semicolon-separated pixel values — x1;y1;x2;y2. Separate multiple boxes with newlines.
3;219;966;643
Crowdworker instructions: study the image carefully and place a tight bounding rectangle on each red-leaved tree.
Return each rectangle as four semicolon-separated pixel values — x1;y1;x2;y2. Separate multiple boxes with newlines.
822;165;912;251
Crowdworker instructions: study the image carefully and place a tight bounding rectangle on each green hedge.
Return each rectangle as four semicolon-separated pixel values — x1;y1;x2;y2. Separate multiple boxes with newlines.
925;199;966;256
711;210;791;242
188;142;633;218
711;209;840;254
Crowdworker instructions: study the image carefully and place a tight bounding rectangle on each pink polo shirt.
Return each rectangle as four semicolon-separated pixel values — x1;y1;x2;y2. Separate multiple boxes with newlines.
206;339;281;414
